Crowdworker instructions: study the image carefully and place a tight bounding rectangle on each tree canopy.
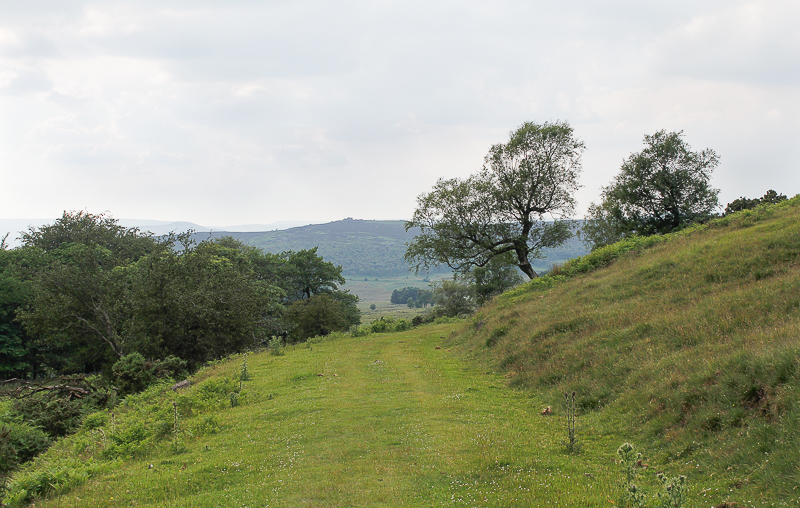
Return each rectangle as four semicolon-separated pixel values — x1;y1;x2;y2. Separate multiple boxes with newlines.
1;212;358;377
583;130;720;250
405;120;584;279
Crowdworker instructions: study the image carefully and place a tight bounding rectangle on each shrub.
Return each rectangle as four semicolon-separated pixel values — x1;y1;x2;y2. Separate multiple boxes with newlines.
12;395;84;438
105;420;151;458
0;423;52;473
3;458;106;506
367;316;413;334
112;353;155;396
80;411;108;431
350;325;371;337
369;318;390;333
192;414;222;436
152;355;189;381
113;353;190;397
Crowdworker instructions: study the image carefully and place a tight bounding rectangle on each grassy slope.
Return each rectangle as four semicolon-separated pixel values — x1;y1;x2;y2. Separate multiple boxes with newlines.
457;197;800;506
5;199;798;507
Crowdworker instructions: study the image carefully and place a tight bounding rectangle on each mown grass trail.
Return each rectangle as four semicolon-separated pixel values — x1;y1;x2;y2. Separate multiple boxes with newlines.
25;324;618;507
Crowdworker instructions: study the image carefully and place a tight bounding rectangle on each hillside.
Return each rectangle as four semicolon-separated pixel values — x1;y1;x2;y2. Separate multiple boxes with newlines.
190;218;589;277
456;196;800;504
4;199;798;507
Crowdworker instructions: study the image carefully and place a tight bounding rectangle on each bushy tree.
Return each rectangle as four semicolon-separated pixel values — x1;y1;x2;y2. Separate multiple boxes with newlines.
431;277;476;318
15;215;286;373
583;130;720;250
127;239;284;366
247;246;361;342
16;212;164;370
20;211;161;263
406;120;584;279
471;253;524;305
0;248;36;377
18;243;133;366
284;293;359;342
6;213;361;374
281;247;346;301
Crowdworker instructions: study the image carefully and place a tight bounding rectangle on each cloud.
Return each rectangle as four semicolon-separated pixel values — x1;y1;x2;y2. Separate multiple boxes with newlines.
0;1;798;224
0;32;59;59
654;1;800;85
1;67;53;95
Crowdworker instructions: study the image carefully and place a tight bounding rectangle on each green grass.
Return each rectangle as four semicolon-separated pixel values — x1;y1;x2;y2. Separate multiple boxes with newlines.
4;326;625;507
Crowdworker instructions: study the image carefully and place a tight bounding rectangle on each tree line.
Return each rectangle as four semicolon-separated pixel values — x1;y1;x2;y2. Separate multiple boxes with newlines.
390;287;434;307
0;212;360;380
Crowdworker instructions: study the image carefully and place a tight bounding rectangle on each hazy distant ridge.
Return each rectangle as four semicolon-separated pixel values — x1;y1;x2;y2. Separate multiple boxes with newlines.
0;219;317;247
192;218;589;277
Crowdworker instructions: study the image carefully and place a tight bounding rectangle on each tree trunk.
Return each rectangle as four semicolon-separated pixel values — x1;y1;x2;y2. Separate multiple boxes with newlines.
514;243;539;279
518;261;539;279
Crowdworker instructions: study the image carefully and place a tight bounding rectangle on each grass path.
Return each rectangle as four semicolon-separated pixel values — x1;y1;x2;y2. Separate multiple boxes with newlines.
31;324;619;507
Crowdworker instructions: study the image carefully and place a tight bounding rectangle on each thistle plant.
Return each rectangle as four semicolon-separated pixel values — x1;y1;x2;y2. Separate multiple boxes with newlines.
172;401;181;454
655;472;687;508
240;352;251;382
269;336;284;356
616;442;688;508
563;391;580;454
617;442;647;507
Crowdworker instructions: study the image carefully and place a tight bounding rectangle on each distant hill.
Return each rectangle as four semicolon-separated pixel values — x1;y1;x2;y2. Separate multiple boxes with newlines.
0;218;317;248
191;218;589;277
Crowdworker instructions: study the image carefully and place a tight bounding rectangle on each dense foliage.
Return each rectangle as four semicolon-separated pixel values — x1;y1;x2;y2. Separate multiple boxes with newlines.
0;212;359;379
0;212;362;483
405;121;584;279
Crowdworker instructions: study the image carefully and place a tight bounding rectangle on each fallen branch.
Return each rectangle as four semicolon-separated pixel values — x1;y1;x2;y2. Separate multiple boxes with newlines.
1;378;93;400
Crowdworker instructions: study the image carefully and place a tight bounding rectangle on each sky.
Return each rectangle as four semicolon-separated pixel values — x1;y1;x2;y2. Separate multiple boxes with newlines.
1;0;798;228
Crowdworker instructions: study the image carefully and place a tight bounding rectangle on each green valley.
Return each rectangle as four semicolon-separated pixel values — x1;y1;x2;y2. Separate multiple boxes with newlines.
3;198;800;507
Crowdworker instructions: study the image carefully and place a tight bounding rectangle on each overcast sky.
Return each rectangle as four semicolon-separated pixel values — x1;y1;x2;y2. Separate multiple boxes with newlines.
1;0;798;227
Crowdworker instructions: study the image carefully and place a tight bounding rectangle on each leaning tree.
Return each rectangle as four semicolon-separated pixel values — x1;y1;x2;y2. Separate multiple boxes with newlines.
405;120;584;279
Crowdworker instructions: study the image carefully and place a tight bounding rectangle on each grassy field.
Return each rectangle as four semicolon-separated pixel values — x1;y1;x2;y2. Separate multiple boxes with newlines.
5;326;623;507
341;274;447;323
